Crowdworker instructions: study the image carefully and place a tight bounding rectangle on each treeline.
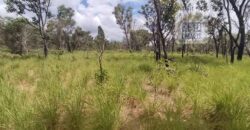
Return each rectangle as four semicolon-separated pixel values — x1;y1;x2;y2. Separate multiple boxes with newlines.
0;1;151;56
0;0;250;64
140;0;250;64
0;16;151;55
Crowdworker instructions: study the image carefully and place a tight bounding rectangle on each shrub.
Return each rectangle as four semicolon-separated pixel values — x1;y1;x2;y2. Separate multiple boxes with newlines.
95;69;108;85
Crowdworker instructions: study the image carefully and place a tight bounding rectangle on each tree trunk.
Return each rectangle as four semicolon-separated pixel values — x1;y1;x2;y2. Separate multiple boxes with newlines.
57;26;64;50
246;46;250;57
229;36;236;63
124;27;131;52
43;38;49;58
216;47;219;58
230;47;235;63
156;33;161;61
222;40;227;58
65;32;72;53
67;41;72;52
21;28;28;55
212;36;219;58
172;37;175;53
237;18;245;60
21;37;28;55
162;38;169;67
182;44;186;58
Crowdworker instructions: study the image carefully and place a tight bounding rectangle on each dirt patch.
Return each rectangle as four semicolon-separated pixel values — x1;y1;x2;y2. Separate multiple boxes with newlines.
18;80;35;95
119;84;174;130
119;82;192;129
120;97;144;130
143;84;175;119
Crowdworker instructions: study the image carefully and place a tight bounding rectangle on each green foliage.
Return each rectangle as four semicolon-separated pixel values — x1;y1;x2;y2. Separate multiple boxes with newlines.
72;27;93;50
113;4;133;50
96;26;105;51
3;18;29;55
130;29;151;51
113;4;133;29
95;69;108;85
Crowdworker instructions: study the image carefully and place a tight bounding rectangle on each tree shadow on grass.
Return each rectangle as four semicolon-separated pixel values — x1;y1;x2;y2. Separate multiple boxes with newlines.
173;55;227;67
0;52;44;61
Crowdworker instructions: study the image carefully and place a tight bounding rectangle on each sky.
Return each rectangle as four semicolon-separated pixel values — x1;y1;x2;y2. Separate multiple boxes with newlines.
0;0;147;41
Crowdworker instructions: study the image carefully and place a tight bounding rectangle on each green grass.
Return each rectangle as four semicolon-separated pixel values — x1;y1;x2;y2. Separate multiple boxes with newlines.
0;51;250;130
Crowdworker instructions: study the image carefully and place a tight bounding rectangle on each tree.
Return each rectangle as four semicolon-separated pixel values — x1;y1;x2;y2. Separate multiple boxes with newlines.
95;26;107;84
3;18;30;55
0;17;4;45
6;0;52;57
113;4;133;52
72;27;93;51
157;0;179;65
142;0;179;66
96;26;105;72
141;1;160;60
196;0;250;63
206;17;224;58
228;0;250;60
130;29;151;51
57;5;75;52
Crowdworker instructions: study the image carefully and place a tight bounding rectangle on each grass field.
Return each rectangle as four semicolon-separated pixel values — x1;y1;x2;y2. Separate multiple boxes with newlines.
0;51;250;130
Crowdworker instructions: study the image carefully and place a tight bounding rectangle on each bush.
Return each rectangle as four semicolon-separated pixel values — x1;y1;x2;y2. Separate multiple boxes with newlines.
95;70;108;85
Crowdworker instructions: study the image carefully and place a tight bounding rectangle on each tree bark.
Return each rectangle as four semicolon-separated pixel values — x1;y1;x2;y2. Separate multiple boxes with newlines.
124;26;131;52
246;46;250;57
237;18;246;60
171;37;175;53
156;35;161;61
212;36;219;58
230;46;235;63
43;38;49;58
182;44;186;58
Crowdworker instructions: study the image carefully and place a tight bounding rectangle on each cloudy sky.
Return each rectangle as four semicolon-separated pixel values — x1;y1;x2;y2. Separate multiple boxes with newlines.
0;0;147;41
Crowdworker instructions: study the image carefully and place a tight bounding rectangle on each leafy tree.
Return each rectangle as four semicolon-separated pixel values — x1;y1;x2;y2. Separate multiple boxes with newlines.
72;27;93;51
57;5;75;52
130;29;151;51
206;17;224;58
113;4;133;52
197;0;250;63
141;1;160;60
6;0;52;57
142;0;179;66
3;18;31;55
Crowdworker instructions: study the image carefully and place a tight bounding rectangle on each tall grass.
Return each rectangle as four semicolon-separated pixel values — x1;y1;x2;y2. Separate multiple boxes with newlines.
0;51;249;129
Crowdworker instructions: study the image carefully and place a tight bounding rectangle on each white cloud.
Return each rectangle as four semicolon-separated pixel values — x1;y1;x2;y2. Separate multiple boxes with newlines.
0;0;146;41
